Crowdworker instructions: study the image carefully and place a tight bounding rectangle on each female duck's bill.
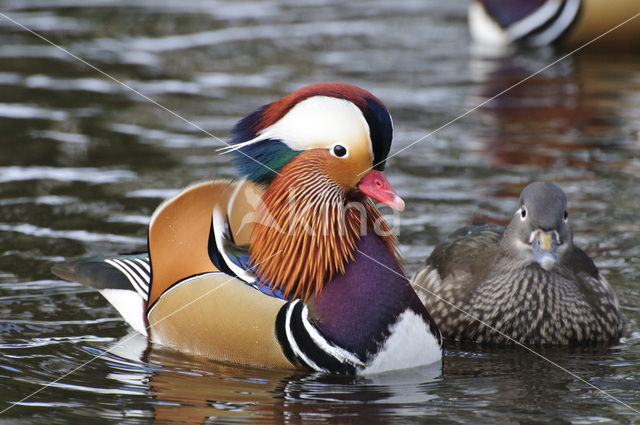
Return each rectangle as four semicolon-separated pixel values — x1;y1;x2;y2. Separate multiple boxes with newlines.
53;82;443;374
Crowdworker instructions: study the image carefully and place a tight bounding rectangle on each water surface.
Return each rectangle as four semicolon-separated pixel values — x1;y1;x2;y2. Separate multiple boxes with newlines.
1;1;639;423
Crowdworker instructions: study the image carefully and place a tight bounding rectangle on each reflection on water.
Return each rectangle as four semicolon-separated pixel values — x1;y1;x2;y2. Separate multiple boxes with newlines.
468;51;640;170
1;0;640;423
97;331;442;423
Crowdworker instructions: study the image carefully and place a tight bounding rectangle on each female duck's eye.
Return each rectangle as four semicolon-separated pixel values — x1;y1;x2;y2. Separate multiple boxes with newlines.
563;210;569;221
332;144;347;158
520;206;527;220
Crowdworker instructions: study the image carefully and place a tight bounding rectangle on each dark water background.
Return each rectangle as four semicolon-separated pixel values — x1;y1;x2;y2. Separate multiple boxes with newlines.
1;1;639;423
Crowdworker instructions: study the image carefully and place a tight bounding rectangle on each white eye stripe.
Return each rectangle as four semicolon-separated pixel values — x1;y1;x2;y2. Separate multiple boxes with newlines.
262;96;370;152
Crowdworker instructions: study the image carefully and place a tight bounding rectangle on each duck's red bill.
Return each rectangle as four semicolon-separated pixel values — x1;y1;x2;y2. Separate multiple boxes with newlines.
358;169;405;211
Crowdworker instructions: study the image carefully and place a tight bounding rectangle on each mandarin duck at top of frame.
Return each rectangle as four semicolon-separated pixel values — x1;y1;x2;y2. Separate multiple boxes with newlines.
469;0;640;50
53;82;443;374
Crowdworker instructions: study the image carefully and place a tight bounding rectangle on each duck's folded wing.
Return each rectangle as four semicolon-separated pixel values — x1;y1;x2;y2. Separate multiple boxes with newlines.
432;224;503;279
146;180;236;307
52;179;298;368
143;179;297;367
211;205;286;299
206;179;286;298
411;225;503;301
51;179;256;335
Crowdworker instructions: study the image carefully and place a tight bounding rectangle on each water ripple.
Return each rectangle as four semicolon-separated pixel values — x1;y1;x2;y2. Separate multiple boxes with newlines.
0;335;116;350
0;196;77;206
98;20;388;53
0;103;68;121
0;223;145;245
23;75;118;94
0;166;135;184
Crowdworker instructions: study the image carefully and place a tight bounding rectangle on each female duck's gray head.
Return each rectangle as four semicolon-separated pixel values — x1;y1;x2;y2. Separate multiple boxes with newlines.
503;182;572;270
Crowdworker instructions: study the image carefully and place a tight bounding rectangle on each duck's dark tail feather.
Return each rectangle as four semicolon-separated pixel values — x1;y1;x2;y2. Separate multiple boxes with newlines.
52;254;150;300
52;254;150;335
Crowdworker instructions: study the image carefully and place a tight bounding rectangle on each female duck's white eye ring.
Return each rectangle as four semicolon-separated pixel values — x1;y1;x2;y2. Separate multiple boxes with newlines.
330;144;348;158
520;206;527;221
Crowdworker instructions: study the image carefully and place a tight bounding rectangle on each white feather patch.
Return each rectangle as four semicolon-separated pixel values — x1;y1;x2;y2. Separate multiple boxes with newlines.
99;289;148;336
212;206;256;283
468;2;511;46
362;310;441;375
221;96;373;158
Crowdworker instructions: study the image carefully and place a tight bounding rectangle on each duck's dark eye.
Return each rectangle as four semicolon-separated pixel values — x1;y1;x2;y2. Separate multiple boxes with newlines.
520;206;527;220
332;144;347;157
563;210;568;221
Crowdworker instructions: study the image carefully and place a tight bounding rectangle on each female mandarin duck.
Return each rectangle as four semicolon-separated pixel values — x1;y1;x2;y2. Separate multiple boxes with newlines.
411;182;621;345
469;0;640;49
53;82;442;374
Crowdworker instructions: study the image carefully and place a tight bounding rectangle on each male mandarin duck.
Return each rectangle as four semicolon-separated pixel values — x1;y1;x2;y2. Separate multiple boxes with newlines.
52;82;443;374
411;182;621;345
469;0;640;49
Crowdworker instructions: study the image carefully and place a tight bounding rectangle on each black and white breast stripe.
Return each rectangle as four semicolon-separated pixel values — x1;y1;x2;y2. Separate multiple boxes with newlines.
275;300;365;374
104;257;150;301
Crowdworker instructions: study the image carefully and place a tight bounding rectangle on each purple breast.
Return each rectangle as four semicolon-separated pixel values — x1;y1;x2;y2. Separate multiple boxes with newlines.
309;233;434;356
480;0;549;28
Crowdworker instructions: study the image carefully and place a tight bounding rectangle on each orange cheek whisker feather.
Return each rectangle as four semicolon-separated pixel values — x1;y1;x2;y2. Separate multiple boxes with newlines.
249;152;402;301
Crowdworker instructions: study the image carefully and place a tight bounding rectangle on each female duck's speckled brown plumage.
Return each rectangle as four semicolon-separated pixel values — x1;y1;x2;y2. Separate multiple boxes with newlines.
411;182;621;345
